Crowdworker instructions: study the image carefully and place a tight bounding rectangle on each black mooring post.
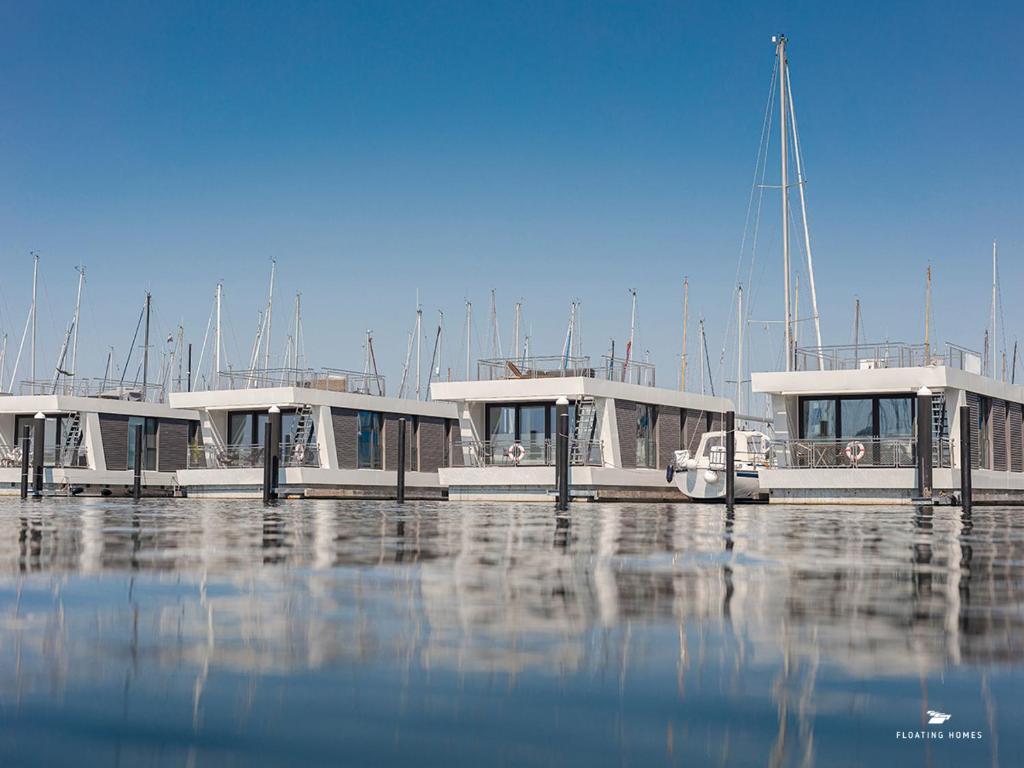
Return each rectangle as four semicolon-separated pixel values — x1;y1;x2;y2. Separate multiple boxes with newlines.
132;423;143;501
262;421;273;504
20;425;30;500
269;406;282;500
555;398;569;511
916;387;933;501
32;414;45;499
397;417;407;503
725;411;736;511
959;404;972;512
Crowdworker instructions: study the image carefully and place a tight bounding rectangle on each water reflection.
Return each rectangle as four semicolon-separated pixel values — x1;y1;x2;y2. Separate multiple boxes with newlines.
0;499;1020;767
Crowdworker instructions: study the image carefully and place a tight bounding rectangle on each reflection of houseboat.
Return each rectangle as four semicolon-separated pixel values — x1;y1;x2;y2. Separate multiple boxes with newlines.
170;368;458;499
431;356;734;502
754;341;1024;504
0;380;199;496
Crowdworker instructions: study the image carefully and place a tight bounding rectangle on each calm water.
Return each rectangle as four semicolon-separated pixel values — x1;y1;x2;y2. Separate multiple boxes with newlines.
0;499;1020;767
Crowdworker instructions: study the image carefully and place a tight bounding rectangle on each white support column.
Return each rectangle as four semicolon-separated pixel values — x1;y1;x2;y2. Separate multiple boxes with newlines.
600;398;620;468
83;412;105;471
316;405;337;470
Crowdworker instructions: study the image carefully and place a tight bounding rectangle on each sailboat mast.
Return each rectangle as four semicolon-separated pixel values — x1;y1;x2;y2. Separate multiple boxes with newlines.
436;310;444;376
776;34;793;371
786;62;824;363
293;292;302;371
924;266;931;361
465;301;472;380
70;265;85;391
512;302;521;364
680;279;688;391
263;258;276;376
737;285;744;414
623;288;637;380
142;292;151;398
415;301;423;400
30;253;38;383
214;282;222;388
699;318;706;395
992;240;998;378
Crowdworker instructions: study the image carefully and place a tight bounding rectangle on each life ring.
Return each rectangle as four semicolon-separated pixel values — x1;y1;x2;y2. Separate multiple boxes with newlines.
507;443;526;464
292;443;306;464
844;440;866;463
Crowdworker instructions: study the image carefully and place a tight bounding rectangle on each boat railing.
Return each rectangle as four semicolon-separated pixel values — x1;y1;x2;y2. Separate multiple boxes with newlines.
187;441;321;469
0;444;89;468
207;368;386;396
16;378;167;402
794;342;982;373
770;437;952;469
475;355;656;387
453;437;604;467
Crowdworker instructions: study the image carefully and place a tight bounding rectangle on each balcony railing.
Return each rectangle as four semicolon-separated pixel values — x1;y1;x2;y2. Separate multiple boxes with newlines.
454;438;604;468
475;355;656;387
770;437;952;469
0;444;88;468
794;342;981;373
187;442;321;469
16;378;167;402
203;368;385;396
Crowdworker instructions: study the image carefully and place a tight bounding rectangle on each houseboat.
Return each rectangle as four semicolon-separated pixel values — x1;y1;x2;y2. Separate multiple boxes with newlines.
753;341;1024;504
431;355;734;502
169;367;459;499
0;379;200;497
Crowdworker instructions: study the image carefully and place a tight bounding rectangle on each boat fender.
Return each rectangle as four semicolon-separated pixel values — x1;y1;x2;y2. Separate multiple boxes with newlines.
704;469;719;483
666;464;674;483
506;443;526;465
844;441;866;463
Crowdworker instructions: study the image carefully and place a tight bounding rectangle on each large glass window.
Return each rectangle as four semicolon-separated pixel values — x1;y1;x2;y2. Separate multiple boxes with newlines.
519;405;548;463
127;416;158;470
840;398;873;438
228;412;254;446
636;404;656;468
357;411;383;469
14;415;62;465
878;397;914;437
802;399;836;439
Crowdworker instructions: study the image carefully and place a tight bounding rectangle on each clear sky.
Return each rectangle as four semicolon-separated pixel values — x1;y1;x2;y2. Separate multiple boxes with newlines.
0;1;1021;395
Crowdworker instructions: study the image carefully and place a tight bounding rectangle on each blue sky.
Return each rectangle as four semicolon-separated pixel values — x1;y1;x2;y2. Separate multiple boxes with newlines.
0;1;1021;393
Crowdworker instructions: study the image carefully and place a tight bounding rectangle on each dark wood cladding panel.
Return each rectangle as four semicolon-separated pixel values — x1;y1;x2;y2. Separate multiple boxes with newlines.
1011;402;1023;472
967;392;980;470
448;420;463;467
157;419;190;472
99;414;129;471
384;414;413;471
656;407;681;468
418;417;446;473
682;409;709;453
615;400;637;469
332;408;358;469
992;399;1008;472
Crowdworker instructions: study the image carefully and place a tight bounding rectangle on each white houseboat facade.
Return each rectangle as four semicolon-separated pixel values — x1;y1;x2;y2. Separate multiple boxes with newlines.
432;356;734;502
754;342;1024;504
169;368;459;499
0;380;200;497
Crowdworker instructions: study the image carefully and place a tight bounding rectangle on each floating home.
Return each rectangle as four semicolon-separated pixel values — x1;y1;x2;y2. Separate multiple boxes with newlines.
431;356;734;502
754;341;1024;504
0;380;199;496
169;368;459;499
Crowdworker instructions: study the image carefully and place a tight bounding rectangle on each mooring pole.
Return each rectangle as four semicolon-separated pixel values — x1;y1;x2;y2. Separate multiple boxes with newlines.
916;386;933;501
397;416;407;503
725;411;736;511
268;405;281;500
20;425;30;500
262;421;273;504
32;412;45;499
959;404;972;512
555;396;570;511
132;423;143;500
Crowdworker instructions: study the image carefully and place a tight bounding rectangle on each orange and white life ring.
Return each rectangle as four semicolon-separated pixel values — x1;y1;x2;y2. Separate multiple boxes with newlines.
507;443;526;464
844;440;866;463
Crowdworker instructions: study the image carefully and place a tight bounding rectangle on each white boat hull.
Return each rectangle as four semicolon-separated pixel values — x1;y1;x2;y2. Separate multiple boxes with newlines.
675;467;762;501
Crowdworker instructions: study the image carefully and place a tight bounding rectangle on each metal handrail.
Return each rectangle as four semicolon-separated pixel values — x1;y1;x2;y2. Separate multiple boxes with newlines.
770;437;952;469
474;354;656;387
453;437;604;467
205;367;386;396
794;342;981;373
0;444;88;468
187;441;321;469
16;378;166;402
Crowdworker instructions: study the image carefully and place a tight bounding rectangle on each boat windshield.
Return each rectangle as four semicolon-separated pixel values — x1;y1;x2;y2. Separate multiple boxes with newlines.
702;435;723;457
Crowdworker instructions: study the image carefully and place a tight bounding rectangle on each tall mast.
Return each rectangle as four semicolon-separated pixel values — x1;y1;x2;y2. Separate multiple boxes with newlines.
214;282;222;388
737;285;744;414
436;310;444;376
786;59;823;363
30;253;39;383
624;288;637;380
775;34;793;371
293;291;302;371
70;264;85;392
142;291;151;399
680;279;688;391
991;240;998;378
415;300;423;400
263;258;276;376
924;265;931;361
699;317;706;395
513;302;521;364
854;298;861;361
465;301;472;379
